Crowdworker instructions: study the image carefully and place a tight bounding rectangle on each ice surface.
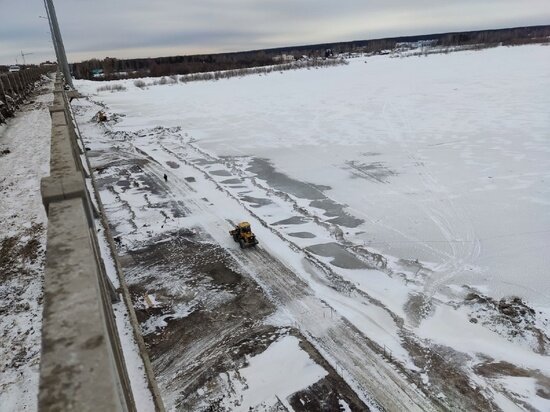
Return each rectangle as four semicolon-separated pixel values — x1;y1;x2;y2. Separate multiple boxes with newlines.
76;45;550;305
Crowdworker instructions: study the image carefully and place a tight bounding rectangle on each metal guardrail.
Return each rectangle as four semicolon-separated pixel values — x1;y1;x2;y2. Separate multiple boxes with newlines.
38;72;156;411
0;67;52;123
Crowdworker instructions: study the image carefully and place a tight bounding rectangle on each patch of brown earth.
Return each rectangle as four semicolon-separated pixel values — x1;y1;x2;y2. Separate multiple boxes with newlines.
402;337;498;411
118;227;369;411
464;292;549;354
475;360;550;401
0;223;44;281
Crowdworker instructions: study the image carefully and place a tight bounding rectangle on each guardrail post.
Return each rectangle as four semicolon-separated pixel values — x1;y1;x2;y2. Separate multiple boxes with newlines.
23;72;30;91
2;75;16;103
2;75;12;96
0;78;9;108
25;70;32;88
13;73;23;95
21;70;28;88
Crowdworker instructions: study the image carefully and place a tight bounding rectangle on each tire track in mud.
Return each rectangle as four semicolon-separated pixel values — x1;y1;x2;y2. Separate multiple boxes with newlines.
127;142;438;411
238;247;422;411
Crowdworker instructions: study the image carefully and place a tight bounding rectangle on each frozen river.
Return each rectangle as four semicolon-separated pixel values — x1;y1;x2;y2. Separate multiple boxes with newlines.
81;44;550;306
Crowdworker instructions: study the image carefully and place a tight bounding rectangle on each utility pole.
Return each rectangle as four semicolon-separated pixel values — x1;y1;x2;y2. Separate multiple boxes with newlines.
43;0;73;87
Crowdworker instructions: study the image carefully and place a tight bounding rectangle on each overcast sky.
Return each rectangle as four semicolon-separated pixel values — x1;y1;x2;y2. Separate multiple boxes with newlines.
1;0;549;65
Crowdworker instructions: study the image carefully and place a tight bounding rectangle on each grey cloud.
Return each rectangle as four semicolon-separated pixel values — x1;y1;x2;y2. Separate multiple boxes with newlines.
1;0;549;64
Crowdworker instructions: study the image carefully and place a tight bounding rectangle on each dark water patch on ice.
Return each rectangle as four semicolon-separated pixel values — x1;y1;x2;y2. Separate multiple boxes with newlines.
345;160;396;184
247;158;329;200
210;169;232;177
272;216;309;225
117;179;131;190
309;199;363;228
221;178;242;184
288;232;316;239
327;215;364;228
240;195;273;207
166;161;180;169
248;158;363;228
192;158;218;166
306;243;367;269
309;199;341;218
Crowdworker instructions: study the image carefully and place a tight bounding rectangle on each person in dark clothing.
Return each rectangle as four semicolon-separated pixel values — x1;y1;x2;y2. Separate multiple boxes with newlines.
163;173;168;182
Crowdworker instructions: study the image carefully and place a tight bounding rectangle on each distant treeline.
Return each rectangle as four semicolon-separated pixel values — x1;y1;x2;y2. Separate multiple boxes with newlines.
71;25;550;80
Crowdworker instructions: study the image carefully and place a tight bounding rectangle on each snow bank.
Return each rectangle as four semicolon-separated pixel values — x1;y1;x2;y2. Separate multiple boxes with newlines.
220;335;327;410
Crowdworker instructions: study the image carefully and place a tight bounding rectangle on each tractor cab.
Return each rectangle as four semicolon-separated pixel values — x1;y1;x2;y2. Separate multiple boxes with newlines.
229;222;259;248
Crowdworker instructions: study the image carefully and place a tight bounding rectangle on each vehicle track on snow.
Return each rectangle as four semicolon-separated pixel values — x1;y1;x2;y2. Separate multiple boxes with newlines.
381;99;482;297
238;247;436;411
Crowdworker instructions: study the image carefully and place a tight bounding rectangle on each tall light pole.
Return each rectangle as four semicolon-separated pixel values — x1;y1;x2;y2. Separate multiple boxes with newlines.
43;0;73;87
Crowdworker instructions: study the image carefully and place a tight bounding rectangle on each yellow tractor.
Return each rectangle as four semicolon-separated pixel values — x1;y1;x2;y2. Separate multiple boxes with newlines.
229;222;259;249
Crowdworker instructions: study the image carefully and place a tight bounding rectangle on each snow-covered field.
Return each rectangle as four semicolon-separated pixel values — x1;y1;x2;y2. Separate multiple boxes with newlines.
76;44;550;410
217;335;328;411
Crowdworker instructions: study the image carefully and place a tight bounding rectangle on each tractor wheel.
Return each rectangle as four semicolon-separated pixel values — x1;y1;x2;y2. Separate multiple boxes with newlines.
239;239;245;249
